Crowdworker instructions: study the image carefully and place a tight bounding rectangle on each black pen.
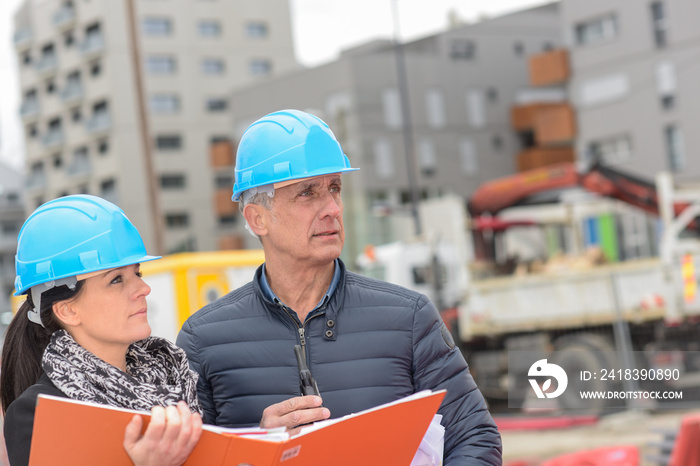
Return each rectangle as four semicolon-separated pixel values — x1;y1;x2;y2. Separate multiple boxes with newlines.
294;344;320;397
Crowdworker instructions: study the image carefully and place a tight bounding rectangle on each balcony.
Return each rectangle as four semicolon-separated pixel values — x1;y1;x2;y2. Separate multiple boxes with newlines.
218;234;244;251
35;54;58;76
80;34;105;58
53;4;76;30
13;27;32;49
529;49;570;87
534;104;576;146
516;147;575;172
214;188;237;216
210;141;234;167
19;99;40;120
60;82;84;104
41;129;65;149
511;103;560;131
85;112;111;134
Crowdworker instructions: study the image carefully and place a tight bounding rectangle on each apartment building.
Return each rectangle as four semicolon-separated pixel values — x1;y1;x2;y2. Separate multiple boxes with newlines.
226;4;563;260
0;163;26;316
13;0;298;253
561;0;700;181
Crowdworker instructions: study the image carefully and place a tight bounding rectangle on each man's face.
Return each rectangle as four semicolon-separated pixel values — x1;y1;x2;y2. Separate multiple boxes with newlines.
263;174;344;266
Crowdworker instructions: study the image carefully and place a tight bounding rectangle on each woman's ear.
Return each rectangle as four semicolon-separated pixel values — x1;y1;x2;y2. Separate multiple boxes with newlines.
243;204;268;237
52;300;80;328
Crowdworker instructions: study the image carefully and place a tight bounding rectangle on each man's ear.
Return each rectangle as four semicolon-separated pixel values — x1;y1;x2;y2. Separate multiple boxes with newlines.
243;204;269;237
52;300;80;328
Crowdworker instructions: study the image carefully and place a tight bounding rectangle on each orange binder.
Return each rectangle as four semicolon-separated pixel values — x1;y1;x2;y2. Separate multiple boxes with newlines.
29;390;445;466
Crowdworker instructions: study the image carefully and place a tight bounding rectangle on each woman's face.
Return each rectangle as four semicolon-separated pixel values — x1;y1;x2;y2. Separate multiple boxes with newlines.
64;264;152;358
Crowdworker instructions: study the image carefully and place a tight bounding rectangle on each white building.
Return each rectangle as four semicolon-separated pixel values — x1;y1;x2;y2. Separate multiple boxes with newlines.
13;0;298;253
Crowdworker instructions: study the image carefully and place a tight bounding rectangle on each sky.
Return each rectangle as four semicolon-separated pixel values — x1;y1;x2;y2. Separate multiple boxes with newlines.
0;0;551;171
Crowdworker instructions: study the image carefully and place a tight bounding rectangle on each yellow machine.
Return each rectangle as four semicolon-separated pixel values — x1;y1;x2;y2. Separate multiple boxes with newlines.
11;250;266;343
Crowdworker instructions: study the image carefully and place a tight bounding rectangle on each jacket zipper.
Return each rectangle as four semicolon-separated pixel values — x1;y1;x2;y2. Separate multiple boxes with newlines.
279;303;324;365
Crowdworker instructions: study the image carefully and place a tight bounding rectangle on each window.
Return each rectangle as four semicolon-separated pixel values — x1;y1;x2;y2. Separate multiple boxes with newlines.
218;215;237;226
100;178;116;197
149;94;179;114
166;213;189;228
201;58;225;75
373;138;394;179
160;174;186;189
450;39;475;60
156;134;182;150
198;20;221;37
588;135;632;164
425;88;445;129
487;87;498;103
52;153;63;168
90;60;101;77
206;97;228;112
146;55;176;75
142;17;172;36
492;135;503;150
418;138;437;176
215;174;234;189
71;107;82;122
655;61;676;110
513;41;524;56
64;30;74;47
245;21;268;38
97;138;109;155
578;73;629;107
382;87;402;128
466;89;485;128
460;139;478;175
46;80;56;94
665;125;685;171
650;2;667;48
249;58;271;76
22;51;31;65
28;124;38;138
575;14;617;46
2;222;20;235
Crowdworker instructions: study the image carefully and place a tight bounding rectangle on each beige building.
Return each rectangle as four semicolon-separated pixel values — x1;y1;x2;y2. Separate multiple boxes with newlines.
13;0;298;253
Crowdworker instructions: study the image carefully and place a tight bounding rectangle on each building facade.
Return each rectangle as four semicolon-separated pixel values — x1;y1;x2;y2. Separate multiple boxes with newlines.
227;4;563;261
13;0;298;253
561;0;700;182
0;163;26;317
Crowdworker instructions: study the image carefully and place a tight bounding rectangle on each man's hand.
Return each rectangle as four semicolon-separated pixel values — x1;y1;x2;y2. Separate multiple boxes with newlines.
260;395;330;431
123;401;203;466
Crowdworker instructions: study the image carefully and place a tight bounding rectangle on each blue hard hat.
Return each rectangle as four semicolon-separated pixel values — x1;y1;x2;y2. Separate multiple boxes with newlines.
14;195;160;295
232;109;359;201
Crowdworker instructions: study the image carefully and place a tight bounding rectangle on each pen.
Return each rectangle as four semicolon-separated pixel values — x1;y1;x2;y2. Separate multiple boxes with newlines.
294;344;321;397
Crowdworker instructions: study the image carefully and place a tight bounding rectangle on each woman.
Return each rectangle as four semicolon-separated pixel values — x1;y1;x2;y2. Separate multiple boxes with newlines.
1;195;203;466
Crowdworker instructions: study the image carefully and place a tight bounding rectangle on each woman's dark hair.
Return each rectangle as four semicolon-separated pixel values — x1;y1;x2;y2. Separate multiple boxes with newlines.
1;281;84;413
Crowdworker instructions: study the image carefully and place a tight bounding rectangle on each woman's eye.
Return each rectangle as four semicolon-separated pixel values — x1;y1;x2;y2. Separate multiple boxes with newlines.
136;271;143;278
110;275;123;285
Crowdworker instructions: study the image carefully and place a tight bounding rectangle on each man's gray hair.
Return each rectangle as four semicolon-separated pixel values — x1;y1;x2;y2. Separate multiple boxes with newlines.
239;184;275;238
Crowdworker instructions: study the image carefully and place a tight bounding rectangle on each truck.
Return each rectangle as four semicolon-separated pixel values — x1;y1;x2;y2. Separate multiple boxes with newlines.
356;162;700;411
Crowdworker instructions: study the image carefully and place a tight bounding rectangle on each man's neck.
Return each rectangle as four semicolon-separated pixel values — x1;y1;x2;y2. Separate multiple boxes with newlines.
264;259;335;322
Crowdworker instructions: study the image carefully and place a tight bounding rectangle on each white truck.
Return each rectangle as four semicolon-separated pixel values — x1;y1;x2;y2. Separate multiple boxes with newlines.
357;164;700;410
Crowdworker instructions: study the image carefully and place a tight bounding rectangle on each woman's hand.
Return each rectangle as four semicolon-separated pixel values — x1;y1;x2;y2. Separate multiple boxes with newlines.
123;401;203;466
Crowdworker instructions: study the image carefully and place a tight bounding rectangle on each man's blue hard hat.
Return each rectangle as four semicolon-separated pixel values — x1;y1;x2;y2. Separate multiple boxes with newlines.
232;109;359;202
14;195;160;295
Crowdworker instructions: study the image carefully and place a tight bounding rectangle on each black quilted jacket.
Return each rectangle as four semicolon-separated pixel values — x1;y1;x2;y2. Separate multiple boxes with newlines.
177;260;502;465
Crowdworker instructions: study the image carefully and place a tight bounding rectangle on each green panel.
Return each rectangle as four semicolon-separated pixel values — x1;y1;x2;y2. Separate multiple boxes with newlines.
598;214;619;262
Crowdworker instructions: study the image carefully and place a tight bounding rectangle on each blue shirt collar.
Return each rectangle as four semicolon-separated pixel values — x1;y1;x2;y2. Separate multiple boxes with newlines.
259;259;341;310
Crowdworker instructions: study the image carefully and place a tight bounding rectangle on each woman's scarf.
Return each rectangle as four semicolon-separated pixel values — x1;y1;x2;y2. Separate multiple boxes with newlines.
42;329;202;415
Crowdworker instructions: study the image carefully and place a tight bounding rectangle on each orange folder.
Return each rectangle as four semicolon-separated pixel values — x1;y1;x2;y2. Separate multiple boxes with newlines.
29;390;446;466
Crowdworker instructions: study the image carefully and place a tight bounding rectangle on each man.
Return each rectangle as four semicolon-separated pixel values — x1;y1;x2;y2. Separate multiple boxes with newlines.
177;109;502;464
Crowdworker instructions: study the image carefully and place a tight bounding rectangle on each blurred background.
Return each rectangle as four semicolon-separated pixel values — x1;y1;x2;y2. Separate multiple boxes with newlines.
1;0;700;464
